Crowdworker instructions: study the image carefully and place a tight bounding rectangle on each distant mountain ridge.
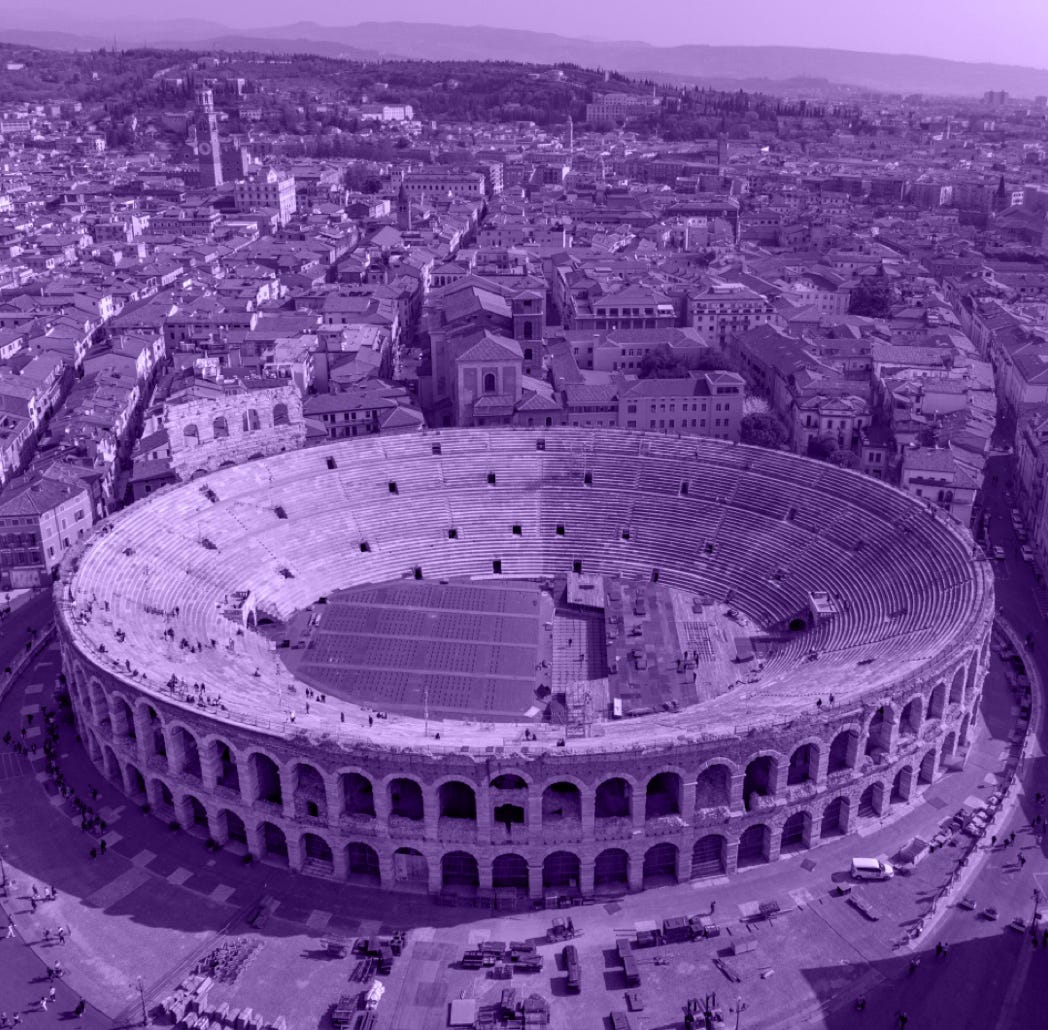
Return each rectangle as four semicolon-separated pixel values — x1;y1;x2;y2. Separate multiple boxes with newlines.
3;17;1048;97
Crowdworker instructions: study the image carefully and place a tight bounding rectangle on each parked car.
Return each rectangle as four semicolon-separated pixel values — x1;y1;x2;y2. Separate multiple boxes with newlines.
851;857;895;881
1021;546;1034;563
994;545;1006;561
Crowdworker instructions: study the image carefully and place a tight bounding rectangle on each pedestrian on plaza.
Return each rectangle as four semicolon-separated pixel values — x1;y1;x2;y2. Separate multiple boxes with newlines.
99;839;106;855
854;995;866;1011
991;835;997;847
12;1013;21;1026
897;1012;909;1029
72;1000;84;1020
57;927;65;945
908;958;920;976
88;848;96;860
5;923;14;939
935;941;944;957
29;898;36;914
1020;853;1027;867
53;961;61;978
1010;832;1016;844
30;885;37;899
38;998;47;1014
43;929;50;944
46;989;55;1005
45;967;54;982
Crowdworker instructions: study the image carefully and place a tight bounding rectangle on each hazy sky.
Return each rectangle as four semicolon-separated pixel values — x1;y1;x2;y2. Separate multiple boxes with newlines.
6;0;1048;69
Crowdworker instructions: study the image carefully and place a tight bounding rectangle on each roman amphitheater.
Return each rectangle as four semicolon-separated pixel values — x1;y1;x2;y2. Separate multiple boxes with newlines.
54;429;994;902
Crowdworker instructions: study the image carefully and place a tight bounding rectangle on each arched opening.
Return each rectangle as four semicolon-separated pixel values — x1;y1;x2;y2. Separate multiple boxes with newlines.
173;727;202;780
441;851;479;890
595;777;632;820
125;762;146;800
737;824;771;868
965;654;978;702
594;848;630;892
183;423;199;442
642;842;679;887
691;835;727;879
293;763;327;821
786;744;817;786
491;773;527;790
259;822;288;864
918;748;936;785
959;712;972;747
491;774;527;832
865;708;893;758
184;795;209;834
492;853;529;893
940;731;956;769
743;757;776;812
341;773;376;818
392;847;428;886
214;740;240;794
927;683;946;721
302;833;334;874
780;811;812;854
949;667;964;705
389;778;424;821
102;745;120;783
220;810;247;848
213;416;229;439
891;766;914;804
346;843;381;885
438;781;477;821
645;772;682;820
144;706;166;763
542;782;581;826
695;764;732;809
827;729;859;774
251;753;283;806
858;782;883;819
113;697;135;740
483;372;497;394
820;797;849;839
899;698;921;737
242;408;260;432
542;851;580;891
153;778;175;811
272;402;289;427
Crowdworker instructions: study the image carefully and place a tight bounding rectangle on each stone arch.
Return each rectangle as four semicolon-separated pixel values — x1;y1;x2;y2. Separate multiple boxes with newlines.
491;773;528;829
642;842;679;887
102;744;120;783
89;679;107;726
388;777;424;821
151;777;175;813
112;695;135;740
346;843;381;884
437;780;477;821
593;848;630;891
780;810;812;853
212;739;240;794
899;696;921;737
183;423;199;442
492;853;529;892
490;772;529;790
737;824;771;868
891;765;914;804
542;781;582;826
250;752;283;805
441;851;479;889
743;755;778;811
858;781;884;819
927;682;946;721
645;771;682;819
184;794;209;833
594;777;632;820
292;762;327;821
940;731;957;769
965;653;978;702
820;796;849;838
302;832;334;872
542;850;581;891
691;834;727;878
219;810;247;847
139;703;167;762
171;725;202;780
864;706;894;757
340;772;376;818
918;748;936;785
213;415;229;439
125;761;146;800
695;763;732;809
786;742;818;786
259;822;288;864
949;666;964;705
272;402;290;427
392;847;428;886
827;728;860;773
959;711;972;747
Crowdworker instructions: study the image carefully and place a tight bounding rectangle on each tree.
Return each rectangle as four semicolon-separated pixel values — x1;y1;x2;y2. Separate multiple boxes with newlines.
741;412;787;450
849;272;892;318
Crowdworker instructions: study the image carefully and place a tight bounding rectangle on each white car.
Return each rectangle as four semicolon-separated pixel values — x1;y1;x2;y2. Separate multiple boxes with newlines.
1021;545;1035;563
993;546;1006;561
851;857;895;881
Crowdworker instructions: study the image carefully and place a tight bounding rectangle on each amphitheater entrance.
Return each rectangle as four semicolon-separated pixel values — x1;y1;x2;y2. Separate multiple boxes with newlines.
827;730;859;774
940;732;957;769
737;825;771;868
642;843;679;887
492;854;529;894
389;779;424;822
542;851;581;893
857;782;884;820
595;778;632;820
891;766;914;804
786;745;817;786
645;773;682;821
214;741;240;794
346;843;381;885
743;757;776;812
185;795;209;835
918;749;936;786
341;773;376;819
441;851;480;895
820;797;849;839
691;835;727;879
780;811;812;854
393;847;428;888
303;833;334;876
695;765;731;810
259;822;289;865
864;709;892;759
219;810;248;850
594;849;629;894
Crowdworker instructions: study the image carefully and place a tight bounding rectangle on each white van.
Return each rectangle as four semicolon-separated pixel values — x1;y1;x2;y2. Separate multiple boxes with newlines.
851;857;894;881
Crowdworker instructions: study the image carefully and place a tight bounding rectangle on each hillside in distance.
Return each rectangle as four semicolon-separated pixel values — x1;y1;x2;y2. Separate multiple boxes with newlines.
3;17;1048;97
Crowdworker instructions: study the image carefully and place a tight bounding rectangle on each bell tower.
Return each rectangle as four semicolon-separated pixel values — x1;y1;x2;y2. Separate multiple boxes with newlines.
195;87;223;188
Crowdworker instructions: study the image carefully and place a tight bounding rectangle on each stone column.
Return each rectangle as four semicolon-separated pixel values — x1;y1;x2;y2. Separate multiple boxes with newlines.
476;782;492;843
579;857;595;896
631;784;646;833
528;862;544;901
628;847;644;892
331;843;349;880
680;780;696;827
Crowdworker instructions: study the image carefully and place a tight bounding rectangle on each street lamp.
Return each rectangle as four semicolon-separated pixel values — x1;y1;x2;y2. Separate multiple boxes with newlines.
135;976;146;1027
735;995;747;1030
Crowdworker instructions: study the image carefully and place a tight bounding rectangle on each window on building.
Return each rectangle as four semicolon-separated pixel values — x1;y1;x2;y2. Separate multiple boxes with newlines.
483;372;497;394
272;403;290;427
183;423;199;442
213;416;229;439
